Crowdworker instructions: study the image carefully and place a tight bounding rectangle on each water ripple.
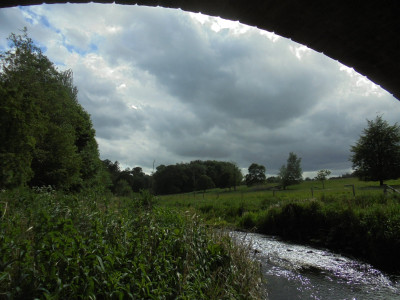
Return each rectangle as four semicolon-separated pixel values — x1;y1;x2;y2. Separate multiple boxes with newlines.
232;232;400;300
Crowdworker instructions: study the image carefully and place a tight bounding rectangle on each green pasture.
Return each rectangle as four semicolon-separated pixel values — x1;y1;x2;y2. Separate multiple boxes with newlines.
158;177;400;224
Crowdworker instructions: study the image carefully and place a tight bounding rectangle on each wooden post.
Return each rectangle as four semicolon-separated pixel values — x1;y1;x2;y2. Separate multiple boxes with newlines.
344;184;355;197
311;187;314;197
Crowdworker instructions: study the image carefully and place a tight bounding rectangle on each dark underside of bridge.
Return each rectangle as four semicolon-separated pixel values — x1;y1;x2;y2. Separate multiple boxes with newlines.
2;1;400;101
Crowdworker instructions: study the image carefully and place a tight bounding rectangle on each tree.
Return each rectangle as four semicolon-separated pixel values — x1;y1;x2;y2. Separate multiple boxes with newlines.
350;116;400;186
315;169;331;189
245;163;266;186
279;152;302;189
196;174;215;193
0;29;102;191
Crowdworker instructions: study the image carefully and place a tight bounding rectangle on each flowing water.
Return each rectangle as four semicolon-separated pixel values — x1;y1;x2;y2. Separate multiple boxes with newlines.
233;232;400;300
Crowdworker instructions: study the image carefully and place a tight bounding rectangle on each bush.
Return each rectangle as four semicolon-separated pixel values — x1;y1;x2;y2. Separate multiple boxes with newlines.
245;195;400;272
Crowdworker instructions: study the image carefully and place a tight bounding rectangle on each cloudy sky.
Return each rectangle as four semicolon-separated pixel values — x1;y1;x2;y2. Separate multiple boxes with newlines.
1;3;400;177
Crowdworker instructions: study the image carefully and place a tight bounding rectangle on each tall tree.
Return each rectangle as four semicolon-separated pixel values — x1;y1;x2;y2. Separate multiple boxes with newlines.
0;29;102;190
279;152;302;189
245;163;266;186
350;116;400;186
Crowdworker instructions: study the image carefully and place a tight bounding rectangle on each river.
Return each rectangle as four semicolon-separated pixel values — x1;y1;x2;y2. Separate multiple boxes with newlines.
233;232;400;300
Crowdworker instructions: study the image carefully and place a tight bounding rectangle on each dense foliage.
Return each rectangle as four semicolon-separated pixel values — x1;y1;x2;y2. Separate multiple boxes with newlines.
245;163;266;187
350;115;400;185
153;160;242;195
102;160;151;196
0;189;263;299
0;30;104;191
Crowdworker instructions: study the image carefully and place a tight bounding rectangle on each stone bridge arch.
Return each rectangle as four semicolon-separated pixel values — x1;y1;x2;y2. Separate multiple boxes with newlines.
2;0;400;100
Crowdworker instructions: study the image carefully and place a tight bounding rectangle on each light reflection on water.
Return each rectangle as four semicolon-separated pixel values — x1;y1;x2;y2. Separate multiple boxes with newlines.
232;232;400;300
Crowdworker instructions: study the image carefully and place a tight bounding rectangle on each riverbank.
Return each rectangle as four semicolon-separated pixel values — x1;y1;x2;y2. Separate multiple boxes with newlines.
239;194;400;273
0;188;263;299
159;178;400;274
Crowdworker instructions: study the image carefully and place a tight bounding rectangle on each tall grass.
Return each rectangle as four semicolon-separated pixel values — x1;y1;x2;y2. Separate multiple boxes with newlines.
0;188;263;299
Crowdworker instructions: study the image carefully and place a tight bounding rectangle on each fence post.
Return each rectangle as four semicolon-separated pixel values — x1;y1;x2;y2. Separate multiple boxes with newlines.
311;187;314;197
344;184;355;197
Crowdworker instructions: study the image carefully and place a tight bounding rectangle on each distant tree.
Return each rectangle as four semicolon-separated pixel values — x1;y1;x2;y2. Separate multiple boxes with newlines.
279;152;302;189
196;174;215;193
245;163;266;186
315;169;331;189
152;160;242;195
340;172;355;179
350;116;400;186
114;179;133;197
130;167;150;192
266;176;280;184
102;160;121;193
153;164;189;195
189;161;207;191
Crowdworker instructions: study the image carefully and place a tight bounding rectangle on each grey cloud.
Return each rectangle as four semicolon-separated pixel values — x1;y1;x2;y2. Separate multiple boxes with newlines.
2;4;400;175
100;9;342;134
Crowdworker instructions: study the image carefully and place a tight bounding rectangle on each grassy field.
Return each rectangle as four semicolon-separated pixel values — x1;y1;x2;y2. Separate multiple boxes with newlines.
158;177;400;224
158;177;400;272
0;188;263;299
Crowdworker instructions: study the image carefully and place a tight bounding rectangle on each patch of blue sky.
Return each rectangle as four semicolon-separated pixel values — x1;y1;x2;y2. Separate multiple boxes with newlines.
39;45;48;52
19;6;36;25
19;6;57;32
63;41;98;55
65;43;87;55
89;43;98;52
54;61;66;68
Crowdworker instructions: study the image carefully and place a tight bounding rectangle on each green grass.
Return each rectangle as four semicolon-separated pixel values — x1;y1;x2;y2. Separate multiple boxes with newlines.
158;177;400;273
0;188;263;299
158;177;400;222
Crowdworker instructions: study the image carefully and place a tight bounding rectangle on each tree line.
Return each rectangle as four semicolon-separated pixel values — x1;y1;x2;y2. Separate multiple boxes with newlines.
153;160;242;195
102;160;242;196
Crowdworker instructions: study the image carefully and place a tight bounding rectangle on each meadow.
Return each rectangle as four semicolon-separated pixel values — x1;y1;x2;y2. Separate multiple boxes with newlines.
0;188;263;299
159;177;400;273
